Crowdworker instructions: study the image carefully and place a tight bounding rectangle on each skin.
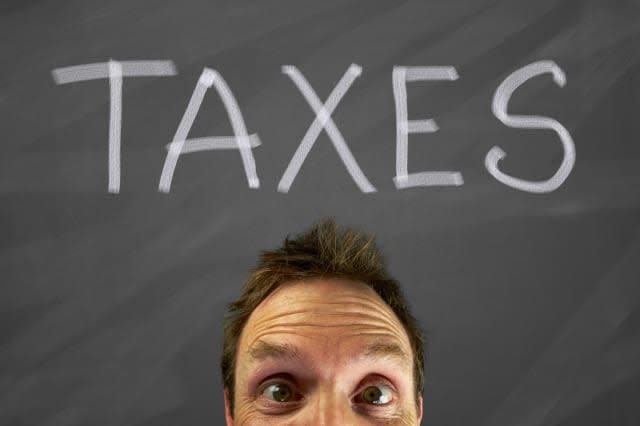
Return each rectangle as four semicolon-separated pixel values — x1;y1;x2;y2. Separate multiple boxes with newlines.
225;278;423;425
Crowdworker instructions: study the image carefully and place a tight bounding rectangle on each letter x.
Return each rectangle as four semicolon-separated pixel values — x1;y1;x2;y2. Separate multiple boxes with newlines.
278;64;376;193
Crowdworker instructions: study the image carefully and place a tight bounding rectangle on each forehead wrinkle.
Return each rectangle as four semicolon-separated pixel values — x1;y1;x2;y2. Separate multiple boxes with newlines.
253;298;402;326
255;307;399;327
242;279;413;358
248;307;410;350
247;327;411;360
246;333;412;371
248;323;400;345
248;316;409;347
252;323;405;339
283;292;394;311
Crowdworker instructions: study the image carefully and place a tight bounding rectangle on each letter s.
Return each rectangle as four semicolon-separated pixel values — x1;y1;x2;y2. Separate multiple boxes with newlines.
486;60;575;193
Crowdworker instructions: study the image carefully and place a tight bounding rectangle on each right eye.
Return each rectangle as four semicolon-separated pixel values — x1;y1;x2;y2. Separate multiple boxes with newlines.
262;383;296;402
357;384;394;405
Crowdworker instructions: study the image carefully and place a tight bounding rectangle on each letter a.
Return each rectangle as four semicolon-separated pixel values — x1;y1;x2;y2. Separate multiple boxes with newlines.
159;68;260;193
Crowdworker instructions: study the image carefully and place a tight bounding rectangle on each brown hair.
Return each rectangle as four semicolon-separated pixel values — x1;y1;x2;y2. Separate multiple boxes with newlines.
220;219;424;413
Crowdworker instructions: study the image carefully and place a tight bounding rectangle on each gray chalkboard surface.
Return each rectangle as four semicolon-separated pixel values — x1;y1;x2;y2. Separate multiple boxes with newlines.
2;1;640;425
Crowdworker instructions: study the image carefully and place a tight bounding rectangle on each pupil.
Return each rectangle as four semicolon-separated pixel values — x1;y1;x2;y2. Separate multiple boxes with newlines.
364;386;382;403
273;385;291;402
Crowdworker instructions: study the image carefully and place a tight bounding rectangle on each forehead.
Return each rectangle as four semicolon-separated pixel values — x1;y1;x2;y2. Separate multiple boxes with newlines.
238;278;412;356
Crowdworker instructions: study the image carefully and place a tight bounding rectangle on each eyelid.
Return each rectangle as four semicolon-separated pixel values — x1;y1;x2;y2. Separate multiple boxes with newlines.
254;378;305;415
352;376;398;405
257;374;296;392
256;375;304;405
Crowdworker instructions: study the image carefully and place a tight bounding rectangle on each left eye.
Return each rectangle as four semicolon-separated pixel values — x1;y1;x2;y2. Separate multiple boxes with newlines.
262;383;295;402
356;384;393;405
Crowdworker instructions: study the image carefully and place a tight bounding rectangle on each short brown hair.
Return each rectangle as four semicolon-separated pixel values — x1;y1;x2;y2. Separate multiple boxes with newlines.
220;219;424;413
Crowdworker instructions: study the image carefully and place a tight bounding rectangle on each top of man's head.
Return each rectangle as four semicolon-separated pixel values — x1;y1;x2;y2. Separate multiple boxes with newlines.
220;219;424;422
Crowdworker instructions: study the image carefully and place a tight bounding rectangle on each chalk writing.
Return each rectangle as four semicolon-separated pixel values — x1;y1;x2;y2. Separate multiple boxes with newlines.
487;60;575;193
158;68;260;193
392;66;463;189
279;64;376;193
52;59;575;194
51;60;177;193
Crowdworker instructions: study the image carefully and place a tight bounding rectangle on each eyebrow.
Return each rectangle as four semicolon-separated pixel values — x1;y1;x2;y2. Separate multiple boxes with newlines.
248;340;303;362
248;340;410;364
362;342;410;363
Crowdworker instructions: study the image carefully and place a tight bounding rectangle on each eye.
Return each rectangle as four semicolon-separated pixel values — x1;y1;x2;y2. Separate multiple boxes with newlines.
262;383;295;402
355;384;394;405
255;380;304;414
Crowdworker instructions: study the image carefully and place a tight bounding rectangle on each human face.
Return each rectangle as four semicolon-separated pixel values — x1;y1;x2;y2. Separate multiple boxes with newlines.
226;278;423;425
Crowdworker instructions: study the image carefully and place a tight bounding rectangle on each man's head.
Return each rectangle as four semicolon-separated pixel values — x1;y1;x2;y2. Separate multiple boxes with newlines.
221;219;424;424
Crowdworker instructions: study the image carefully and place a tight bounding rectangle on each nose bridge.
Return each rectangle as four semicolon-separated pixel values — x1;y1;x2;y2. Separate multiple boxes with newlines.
313;384;350;426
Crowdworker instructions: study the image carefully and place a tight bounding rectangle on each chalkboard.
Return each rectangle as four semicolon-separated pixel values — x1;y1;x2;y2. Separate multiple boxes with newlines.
2;1;640;425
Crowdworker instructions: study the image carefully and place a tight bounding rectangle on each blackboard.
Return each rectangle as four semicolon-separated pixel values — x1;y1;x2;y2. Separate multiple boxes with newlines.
2;1;640;425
